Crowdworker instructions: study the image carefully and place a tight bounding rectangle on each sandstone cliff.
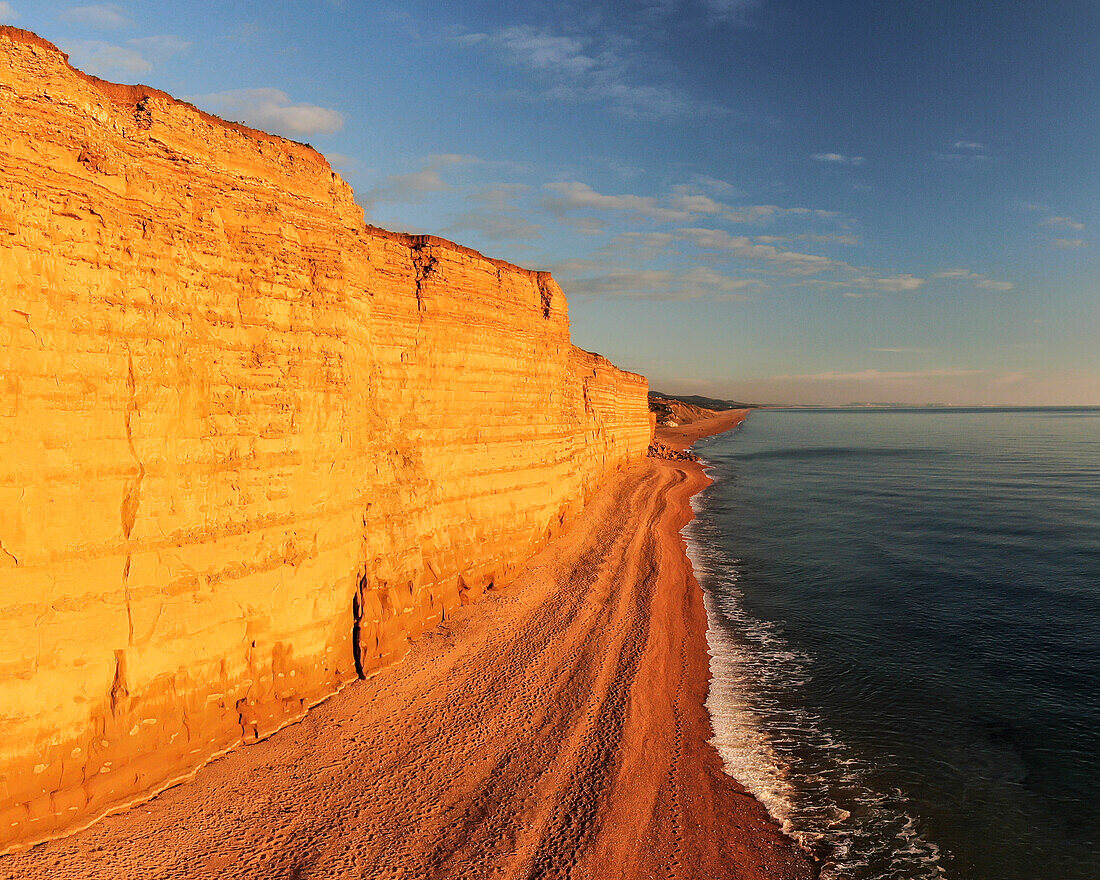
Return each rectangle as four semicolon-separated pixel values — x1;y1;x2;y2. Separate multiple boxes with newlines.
0;28;653;853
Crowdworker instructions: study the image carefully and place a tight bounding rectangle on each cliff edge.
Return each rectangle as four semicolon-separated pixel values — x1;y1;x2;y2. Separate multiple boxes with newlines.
0;28;653;852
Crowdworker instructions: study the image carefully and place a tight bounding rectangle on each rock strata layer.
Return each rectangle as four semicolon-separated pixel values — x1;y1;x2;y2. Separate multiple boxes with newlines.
0;28;652;853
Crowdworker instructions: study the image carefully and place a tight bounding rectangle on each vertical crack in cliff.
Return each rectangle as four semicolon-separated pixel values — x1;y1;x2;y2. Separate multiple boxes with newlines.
536;273;554;320
120;349;145;646
409;240;437;316
351;572;368;679
109;649;129;715
0;539;17;566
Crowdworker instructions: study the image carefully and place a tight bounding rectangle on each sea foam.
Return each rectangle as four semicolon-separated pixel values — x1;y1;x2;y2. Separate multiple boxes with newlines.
684;473;946;880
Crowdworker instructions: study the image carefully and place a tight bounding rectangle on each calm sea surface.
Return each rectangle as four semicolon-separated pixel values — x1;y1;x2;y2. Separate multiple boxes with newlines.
686;408;1100;879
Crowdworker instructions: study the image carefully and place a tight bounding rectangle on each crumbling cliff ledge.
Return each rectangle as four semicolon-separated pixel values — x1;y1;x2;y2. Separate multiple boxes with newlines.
0;27;653;853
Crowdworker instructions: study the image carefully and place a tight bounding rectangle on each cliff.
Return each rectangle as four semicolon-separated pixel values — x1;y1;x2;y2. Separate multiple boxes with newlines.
0;28;653;853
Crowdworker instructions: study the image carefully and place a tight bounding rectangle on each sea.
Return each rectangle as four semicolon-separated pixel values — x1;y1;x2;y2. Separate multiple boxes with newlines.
685;408;1100;880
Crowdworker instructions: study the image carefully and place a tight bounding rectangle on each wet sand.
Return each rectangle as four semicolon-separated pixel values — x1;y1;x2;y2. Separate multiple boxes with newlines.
2;408;814;879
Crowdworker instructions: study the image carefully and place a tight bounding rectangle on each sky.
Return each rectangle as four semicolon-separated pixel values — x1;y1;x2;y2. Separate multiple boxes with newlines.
3;0;1098;405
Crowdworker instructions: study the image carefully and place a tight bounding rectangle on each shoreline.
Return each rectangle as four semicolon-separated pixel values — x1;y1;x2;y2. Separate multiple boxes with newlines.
1;408;814;879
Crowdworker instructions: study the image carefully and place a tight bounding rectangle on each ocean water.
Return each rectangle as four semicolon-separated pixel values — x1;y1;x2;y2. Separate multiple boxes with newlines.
686;408;1100;879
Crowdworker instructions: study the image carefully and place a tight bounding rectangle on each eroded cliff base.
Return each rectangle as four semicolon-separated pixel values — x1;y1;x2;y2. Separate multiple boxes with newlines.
0;416;815;880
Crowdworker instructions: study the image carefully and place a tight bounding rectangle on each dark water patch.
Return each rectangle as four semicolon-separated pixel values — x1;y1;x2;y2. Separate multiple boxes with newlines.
732;446;947;462
691;409;1100;879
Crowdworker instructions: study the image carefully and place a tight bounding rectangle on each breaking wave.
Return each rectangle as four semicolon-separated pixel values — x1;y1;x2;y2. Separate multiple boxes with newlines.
685;482;947;880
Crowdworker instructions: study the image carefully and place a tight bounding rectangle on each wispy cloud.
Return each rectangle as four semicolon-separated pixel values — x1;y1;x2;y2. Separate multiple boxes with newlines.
446;183;541;241
1025;204;1087;247
871;347;935;353
702;0;761;24
668;185;726;215
691;174;743;197
65;34;191;77
127;35;192;57
323;151;361;174
453;25;723;119
773;368;984;382
65;40;151;75
756;233;859;245
934;140;990;162
447;212;542;241
192;88;344;138
676;226;849;275
0;2;18;23
543;181;691;223
722;204;840;223
357;154;475;211
1041;215;1086;231
859;274;925;292
811;152;865;166
932;268;1014;291
541;180;843;231
554;260;763;301
61;4;131;29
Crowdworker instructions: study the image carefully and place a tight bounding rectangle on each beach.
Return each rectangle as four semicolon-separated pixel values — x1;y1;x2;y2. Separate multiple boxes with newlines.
1;408;815;880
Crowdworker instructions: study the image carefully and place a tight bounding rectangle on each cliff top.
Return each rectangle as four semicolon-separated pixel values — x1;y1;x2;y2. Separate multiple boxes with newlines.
0;25;557;284
0;26;326;164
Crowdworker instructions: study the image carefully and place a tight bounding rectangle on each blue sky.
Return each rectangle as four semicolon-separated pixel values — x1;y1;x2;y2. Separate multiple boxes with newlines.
3;0;1098;404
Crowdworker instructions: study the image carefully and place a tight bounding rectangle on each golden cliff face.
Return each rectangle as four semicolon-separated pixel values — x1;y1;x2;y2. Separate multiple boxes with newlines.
0;28;653;852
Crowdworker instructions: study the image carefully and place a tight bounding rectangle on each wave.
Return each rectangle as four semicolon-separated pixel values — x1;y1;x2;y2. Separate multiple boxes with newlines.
685;491;947;879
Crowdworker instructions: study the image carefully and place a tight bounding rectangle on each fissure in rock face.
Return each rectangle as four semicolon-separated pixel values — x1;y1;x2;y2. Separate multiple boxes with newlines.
0;27;654;853
352;573;369;680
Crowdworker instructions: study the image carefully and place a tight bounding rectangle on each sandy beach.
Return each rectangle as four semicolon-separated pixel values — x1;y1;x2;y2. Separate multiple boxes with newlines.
1;409;814;880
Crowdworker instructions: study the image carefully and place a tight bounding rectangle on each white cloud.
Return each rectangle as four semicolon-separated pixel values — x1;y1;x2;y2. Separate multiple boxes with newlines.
953;140;986;151
0;2;18;23
811;152;865;166
65;40;151;76
192;88;344;138
61;4;131;29
1052;238;1087;249
64;34;191;77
